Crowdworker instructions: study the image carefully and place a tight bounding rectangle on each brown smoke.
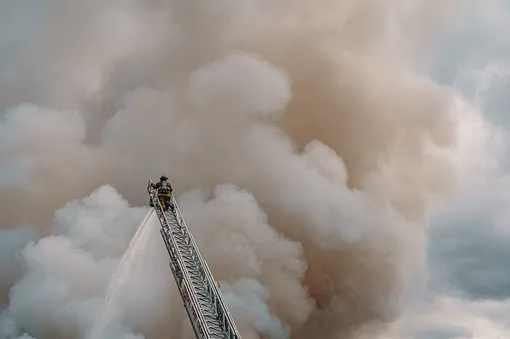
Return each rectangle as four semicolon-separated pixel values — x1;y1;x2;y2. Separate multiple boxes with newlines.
0;0;462;338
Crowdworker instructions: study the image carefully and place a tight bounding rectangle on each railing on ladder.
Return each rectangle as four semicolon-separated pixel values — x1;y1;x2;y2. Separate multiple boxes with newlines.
147;181;242;339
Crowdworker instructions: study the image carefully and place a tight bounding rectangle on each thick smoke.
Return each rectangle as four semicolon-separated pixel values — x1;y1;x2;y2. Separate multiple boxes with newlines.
0;0;463;338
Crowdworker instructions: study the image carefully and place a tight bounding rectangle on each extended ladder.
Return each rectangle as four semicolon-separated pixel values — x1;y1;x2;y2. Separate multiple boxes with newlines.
147;182;242;339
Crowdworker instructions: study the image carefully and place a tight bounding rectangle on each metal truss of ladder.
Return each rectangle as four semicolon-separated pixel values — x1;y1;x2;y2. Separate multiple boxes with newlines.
147;182;242;339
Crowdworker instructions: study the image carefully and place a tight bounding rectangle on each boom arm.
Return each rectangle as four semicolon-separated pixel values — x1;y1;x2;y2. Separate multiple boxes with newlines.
147;181;242;339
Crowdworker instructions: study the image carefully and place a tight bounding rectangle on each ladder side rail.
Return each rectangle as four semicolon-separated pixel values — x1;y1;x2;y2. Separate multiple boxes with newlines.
151;189;183;273
161;228;207;339
164;239;204;339
171;195;218;283
159;227;178;268
165;212;223;334
171;197;209;281
161;226;211;338
161;229;180;284
171;196;242;339
181;279;207;339
204;261;242;339
148;187;211;339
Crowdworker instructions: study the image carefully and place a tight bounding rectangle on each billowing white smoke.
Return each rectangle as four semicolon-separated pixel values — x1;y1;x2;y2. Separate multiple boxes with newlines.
0;227;39;302
0;0;463;338
0;186;161;339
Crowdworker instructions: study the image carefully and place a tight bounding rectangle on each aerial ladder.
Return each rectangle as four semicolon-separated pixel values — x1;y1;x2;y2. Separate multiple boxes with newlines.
147;181;242;339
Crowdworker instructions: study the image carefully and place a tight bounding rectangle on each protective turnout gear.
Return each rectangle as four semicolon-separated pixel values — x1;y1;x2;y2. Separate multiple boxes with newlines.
151;175;174;212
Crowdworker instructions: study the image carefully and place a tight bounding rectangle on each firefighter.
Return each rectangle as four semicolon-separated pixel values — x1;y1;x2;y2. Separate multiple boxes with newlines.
151;175;174;212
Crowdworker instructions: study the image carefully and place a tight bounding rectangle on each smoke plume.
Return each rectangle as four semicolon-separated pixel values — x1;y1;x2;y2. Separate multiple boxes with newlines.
0;0;463;338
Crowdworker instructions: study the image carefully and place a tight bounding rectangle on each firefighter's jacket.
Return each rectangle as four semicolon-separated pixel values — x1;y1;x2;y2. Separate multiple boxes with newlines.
152;181;173;197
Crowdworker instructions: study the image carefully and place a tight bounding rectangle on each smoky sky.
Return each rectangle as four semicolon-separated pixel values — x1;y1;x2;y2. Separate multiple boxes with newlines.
424;0;510;306
2;1;509;339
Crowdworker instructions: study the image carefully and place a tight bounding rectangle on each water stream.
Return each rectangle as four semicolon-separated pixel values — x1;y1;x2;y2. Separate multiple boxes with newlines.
87;209;155;339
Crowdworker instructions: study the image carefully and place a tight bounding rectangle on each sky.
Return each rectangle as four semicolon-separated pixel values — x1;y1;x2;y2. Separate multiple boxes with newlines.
1;0;510;339
392;1;510;337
